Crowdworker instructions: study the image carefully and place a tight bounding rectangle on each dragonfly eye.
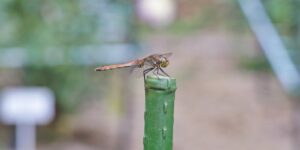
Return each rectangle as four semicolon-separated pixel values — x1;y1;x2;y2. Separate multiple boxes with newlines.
160;59;169;68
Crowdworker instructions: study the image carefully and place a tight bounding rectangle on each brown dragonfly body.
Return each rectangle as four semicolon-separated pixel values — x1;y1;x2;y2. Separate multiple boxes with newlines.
95;52;172;78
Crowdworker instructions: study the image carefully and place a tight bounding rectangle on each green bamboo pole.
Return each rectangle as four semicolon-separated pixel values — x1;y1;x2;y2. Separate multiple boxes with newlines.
144;75;177;150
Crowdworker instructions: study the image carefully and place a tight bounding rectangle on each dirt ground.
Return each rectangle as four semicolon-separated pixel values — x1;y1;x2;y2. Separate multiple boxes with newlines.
40;30;298;150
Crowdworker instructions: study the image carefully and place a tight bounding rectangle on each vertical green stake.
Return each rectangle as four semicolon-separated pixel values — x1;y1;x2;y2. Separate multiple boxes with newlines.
144;75;177;150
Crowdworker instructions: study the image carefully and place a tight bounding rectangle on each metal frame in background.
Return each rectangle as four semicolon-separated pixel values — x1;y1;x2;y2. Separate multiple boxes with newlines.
238;0;300;96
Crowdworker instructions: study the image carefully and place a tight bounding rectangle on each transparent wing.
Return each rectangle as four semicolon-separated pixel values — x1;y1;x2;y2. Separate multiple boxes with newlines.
129;66;144;78
130;62;157;78
160;52;172;58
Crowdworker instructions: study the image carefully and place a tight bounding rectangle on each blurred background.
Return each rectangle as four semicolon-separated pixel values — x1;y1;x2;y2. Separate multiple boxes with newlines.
0;0;300;150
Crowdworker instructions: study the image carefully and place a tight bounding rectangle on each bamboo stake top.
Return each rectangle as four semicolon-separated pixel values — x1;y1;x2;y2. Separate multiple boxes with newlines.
145;75;176;91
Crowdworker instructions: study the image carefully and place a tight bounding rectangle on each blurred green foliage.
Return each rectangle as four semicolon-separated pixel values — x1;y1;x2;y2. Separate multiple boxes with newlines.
263;0;300;52
22;66;108;113
0;0;111;114
263;0;300;71
0;0;99;47
264;0;295;36
238;56;271;72
0;0;96;112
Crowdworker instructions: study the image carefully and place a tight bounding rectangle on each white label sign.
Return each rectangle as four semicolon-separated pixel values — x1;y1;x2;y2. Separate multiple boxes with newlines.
0;87;55;125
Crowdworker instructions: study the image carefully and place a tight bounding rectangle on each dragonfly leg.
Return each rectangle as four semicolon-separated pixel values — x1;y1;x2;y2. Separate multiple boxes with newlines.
143;67;154;79
152;68;160;79
144;67;154;75
156;67;163;78
157;67;165;77
158;67;170;77
154;67;164;79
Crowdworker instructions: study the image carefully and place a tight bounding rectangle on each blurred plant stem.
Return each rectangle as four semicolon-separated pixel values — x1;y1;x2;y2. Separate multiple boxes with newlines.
106;71;134;150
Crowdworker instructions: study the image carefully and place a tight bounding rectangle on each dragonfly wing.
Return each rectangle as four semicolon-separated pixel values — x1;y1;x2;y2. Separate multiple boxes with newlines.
160;52;173;58
146;52;172;63
143;59;155;66
130;66;145;78
130;64;156;78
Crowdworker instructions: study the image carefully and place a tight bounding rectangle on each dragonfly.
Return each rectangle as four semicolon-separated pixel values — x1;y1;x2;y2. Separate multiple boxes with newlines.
95;52;172;78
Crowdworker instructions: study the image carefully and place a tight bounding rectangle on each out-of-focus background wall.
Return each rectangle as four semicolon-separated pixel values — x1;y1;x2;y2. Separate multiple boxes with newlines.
0;0;300;150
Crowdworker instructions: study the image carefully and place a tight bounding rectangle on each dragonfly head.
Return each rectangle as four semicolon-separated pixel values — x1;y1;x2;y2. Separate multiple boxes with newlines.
160;57;169;68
